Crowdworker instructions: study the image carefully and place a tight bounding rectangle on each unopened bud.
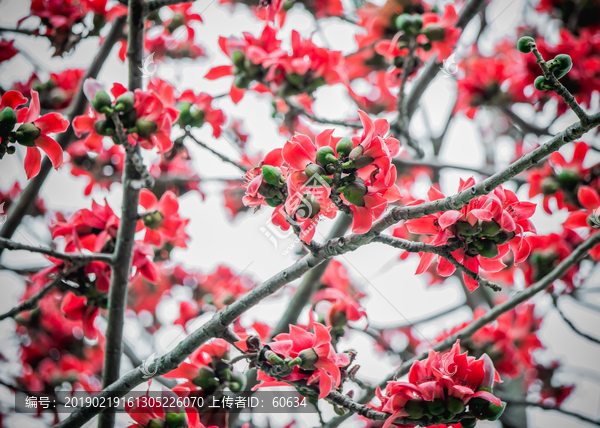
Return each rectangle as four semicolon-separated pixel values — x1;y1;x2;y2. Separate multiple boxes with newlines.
192;366;219;389
229;370;247;392
143;211;164;229
0;107;17;131
316;146;337;166
297;194;320;219
262;165;283;186
148;418;166;428
91;91;112;113
336;137;354;158
478;239;499;258
95;120;115;136
556;170;579;191
305;163;327;178
114;92;135;112
15;123;41;147
135;119;158;138
165;411;186;428
517;36;535;53
456;221;477;236
348;145;364;161
480;220;501;237
342;180;367;207
423;25;445;41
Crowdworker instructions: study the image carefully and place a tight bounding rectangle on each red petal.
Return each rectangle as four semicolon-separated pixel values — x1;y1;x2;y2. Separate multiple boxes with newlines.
139;188;158;210
24;147;41;179
350;205;372;234
35;134;64;169
35;112;69;134
1;90;28;109
158;191;179;217
205;65;233;80
438;210;463;229
229;85;245;104
416;252;435;275
578;186;600;211
24;90;40;123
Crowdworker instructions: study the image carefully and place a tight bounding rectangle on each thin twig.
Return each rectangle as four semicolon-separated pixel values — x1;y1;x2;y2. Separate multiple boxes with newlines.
185;132;248;172
552;295;600;345
0;237;112;264
284;100;362;129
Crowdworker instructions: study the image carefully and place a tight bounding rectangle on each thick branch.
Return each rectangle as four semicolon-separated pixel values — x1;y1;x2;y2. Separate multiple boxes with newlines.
0;16;127;255
271;213;352;338
0;237;112;264
97;4;145;428
185;132;248;172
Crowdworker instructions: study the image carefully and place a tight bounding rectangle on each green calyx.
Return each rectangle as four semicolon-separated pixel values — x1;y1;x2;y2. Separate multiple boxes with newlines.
296;348;319;370
114;93;135;112
15;122;41;147
456;221;478;236
517;36;535;53
423;25;445;41
0;107;17;131
229;370;247;393
297;194;321;219
94;120;115;136
336;137;354;158
404;399;425;419
316;146;337;166
142;211;164;229
426;398;446;416
262;165;283;186
135;119;158;137
148;418;166;428
556;170;579;190
342;180;368;207
305;163;327;178
479;220;501;237
478;239;500;258
192;366;219;389
165;411;186;428
541;176;559;195
91;91;112;113
534;76;553;91
446;396;465;415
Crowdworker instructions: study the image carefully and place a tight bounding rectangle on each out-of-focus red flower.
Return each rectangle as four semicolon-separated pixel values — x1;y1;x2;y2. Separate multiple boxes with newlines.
0;40;18;64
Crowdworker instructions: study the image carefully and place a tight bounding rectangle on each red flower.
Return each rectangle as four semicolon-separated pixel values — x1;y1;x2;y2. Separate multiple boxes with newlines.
17;91;69;179
60;292;99;340
563;185;600;260
0;40;18;64
177;90;226;138
417;5;461;62
138;189;188;248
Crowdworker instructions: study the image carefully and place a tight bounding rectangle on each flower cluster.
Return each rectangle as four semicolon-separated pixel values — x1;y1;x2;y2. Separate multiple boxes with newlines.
243;111;401;241
373;340;503;428
73;79;178;153
205;25;347;103
405;179;536;291
13;69;86;111
0;90;69;179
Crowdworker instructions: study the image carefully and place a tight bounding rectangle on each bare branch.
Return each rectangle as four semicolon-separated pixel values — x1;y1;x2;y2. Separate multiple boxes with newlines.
185;132;248;172
284;100;362;129
0;237;112;264
552;295;600;345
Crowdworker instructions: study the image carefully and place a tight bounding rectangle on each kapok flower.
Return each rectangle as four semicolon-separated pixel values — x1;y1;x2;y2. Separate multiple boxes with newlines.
563;185;600;260
137;189;187;248
15;91;69;179
60;292;99;340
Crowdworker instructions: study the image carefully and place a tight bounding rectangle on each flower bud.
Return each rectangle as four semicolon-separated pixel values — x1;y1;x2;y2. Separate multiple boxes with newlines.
330;310;347;327
534;76;552;91
480;220;501;237
460;418;477;428
120;108;138;128
541;177;559;195
549;54;572;79
15;123;41;147
348;145;364;161
232;51;245;68
410;14;423;30
556;170;579;191
229;370;247;393
456;221;477;236
342;181;367;207
395;14;411;31
305;163;327;178
94;120;115;136
316;146;337;166
114;92;135;112
517;36;535;53
336;137;354;158
265;350;284;364
143;211;164;229
91;91;112;113
492;230;515;245
6;145;16;155
423;25;445;41
297;194;320;219
404;399;425;419
165;411;186;428
192;366;219;389
426;398;445;416
265;197;283;207
135;119;158;137
478;239;499;258
0;107;17;132
483;401;505;421
297;348;319;370
148;418;166;428
352;155;374;169
446;396;465;415
262;165;283;186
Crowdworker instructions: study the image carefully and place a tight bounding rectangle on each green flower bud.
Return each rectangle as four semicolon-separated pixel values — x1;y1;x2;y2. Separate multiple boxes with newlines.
446;396;465;415
460;418;477;428
165;411;186;428
421;42;432;51
554;54;572;73
404;399;425;419
456;221;477;236
336;137;354;157
410;14;423;30
483;401;505;421
342;181;367;207
534;76;552;91
265;197;282;207
297;194;321;219
287;73;303;87
6;145;16;155
426;398;445;416
135;119;158;137
478;239;499;258
114;92;134;112
395;14;411;31
192;366;219;389
15;123;41;147
517;36;535;53
229;370;247;393
120;108;138;128
541;177;559;195
232;51;245;68
143;211;164;229
297;348;319;370
492;230;515;245
423;25;445;41
0;107;17;131
480;220;501;237
556;170;579;190
91;91;112;113
234;74;251;89
266;350;284;364
148;418;166;428
316;146;337;166
94;120;114;136
305;163;327;178
262;165;283;186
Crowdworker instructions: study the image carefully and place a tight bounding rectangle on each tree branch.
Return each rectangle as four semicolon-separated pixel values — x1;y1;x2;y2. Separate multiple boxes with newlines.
0;16;127;256
0;237;112;264
552;295;600;345
284;100;362;129
97;4;145;428
0;264;81;321
185;132;248;172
